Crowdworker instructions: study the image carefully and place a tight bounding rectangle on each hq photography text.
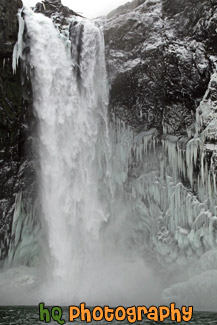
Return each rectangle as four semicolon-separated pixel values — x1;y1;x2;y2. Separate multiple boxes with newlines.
39;302;193;324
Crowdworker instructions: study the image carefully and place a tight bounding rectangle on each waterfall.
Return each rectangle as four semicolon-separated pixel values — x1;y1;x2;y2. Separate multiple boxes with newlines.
23;8;114;298
5;7;161;306
4;5;217;309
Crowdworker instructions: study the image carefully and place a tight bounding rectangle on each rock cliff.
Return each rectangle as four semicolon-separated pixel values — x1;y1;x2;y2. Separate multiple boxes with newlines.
104;0;217;134
0;0;23;260
0;0;35;261
103;0;217;297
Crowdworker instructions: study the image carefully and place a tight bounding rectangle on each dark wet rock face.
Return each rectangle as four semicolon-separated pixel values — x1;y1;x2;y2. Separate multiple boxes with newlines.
0;0;35;260
162;0;217;48
104;0;216;134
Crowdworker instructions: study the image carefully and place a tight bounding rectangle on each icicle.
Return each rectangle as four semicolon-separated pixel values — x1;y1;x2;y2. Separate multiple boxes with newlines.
12;9;25;74
6;192;41;267
42;1;46;11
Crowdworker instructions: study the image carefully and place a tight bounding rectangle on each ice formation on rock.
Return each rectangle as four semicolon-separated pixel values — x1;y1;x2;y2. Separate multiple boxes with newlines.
12;10;25;74
6;193;40;268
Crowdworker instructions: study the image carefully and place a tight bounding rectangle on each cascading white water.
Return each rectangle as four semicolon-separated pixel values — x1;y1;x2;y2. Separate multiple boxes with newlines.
9;8;160;306
23;8;113;297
